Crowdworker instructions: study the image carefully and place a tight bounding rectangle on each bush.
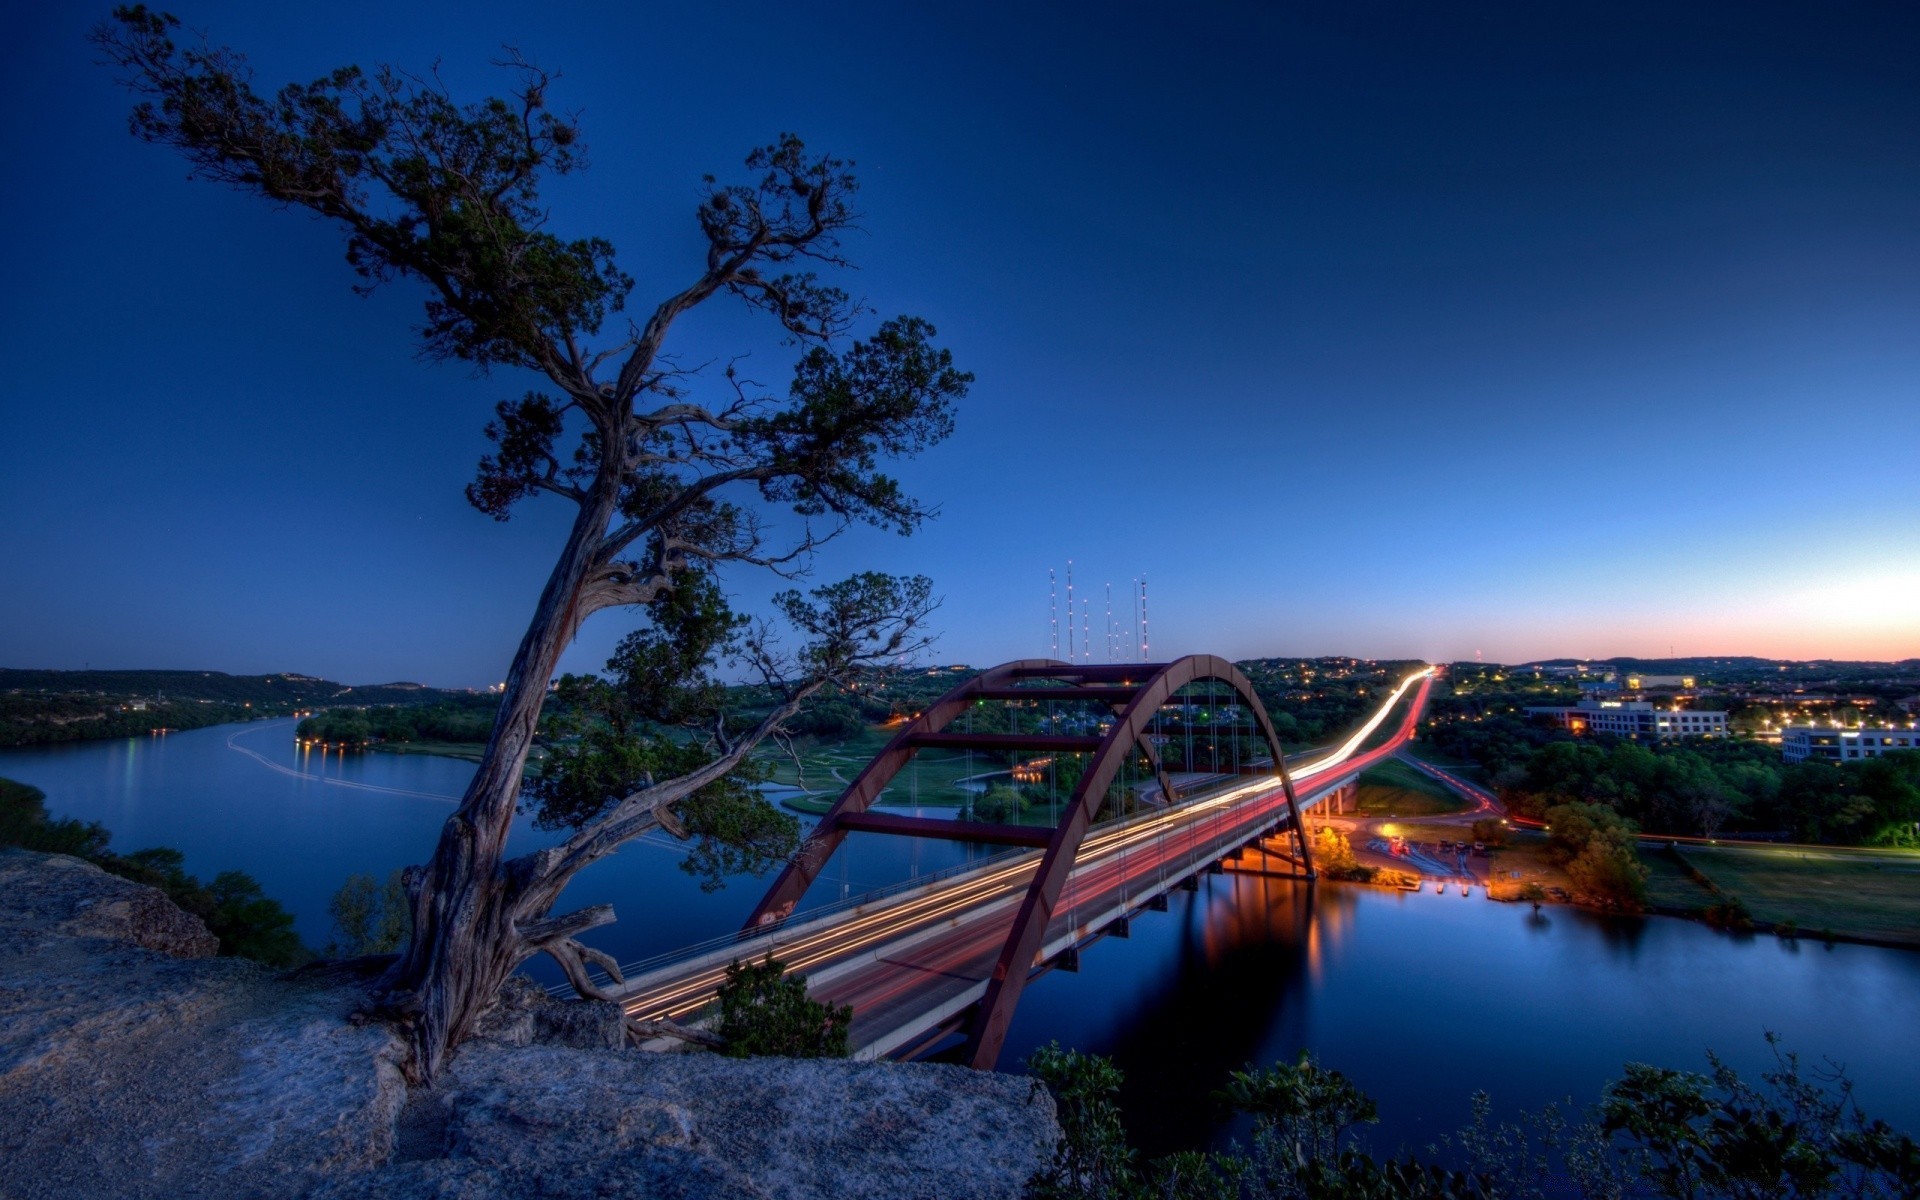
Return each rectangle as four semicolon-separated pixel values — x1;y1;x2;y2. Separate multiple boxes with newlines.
104;848;310;966
1545;802;1648;909
714;955;851;1058
1024;1044;1136;1200
326;870;411;957
1470;816;1507;846
1704;894;1754;931
2;778;310;967
1021;1037;1920;1200
1312;827;1369;880
967;786;1029;824
0;777;108;858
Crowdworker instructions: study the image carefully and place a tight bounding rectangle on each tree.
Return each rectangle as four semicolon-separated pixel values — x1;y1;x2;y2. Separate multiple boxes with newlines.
327;870;412;957
712;954;851;1058
1545;802;1648;910
1313;826;1366;880
97;8;968;1080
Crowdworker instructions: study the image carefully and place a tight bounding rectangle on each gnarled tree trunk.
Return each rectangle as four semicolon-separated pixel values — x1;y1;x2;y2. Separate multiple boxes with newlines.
376;480;617;1082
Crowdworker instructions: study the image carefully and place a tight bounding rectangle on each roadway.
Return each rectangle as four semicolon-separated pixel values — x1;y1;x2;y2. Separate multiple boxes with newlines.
615;668;1436;1059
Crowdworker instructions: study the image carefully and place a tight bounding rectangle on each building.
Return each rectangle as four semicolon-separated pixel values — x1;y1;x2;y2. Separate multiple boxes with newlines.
1525;699;1727;740
1625;674;1695;690
1781;726;1920;763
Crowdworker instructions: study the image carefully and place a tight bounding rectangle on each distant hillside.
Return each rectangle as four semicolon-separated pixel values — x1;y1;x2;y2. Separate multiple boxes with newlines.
0;669;466;707
0;669;477;748
1509;657;1920;684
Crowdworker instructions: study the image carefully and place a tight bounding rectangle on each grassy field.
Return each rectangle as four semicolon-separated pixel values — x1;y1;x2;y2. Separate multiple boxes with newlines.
1398;740;1491;785
755;724;1033;814
1669;843;1920;946
1353;758;1471;816
371;739;490;764
1641;849;1719;910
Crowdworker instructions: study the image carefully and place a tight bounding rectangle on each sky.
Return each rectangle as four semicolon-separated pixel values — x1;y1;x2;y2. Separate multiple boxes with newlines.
2;1;1917;687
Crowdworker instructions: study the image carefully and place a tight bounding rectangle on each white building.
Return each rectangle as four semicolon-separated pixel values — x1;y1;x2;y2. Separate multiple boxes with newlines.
1525;699;1727;740
1781;726;1920;763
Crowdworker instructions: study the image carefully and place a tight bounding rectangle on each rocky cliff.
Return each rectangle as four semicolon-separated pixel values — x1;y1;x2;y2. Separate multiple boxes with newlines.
0;849;1057;1199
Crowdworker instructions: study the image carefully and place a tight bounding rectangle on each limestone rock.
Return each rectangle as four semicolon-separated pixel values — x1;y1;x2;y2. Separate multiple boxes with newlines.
471;972;625;1050
0;848;1059;1199
0;848;219;958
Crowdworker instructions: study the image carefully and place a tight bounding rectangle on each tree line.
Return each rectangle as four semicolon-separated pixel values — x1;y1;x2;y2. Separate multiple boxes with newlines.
1024;1036;1919;1199
0;776;307;966
296;697;502;747
1424;702;1919;847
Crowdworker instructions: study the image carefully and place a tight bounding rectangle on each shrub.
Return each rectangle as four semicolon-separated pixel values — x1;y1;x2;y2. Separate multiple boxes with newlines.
1;781;311;967
714;955;851;1058
0;777;108;858
326;870;412;957
1024;1044;1137;1199
1704;895;1754;931
1312;827;1369;880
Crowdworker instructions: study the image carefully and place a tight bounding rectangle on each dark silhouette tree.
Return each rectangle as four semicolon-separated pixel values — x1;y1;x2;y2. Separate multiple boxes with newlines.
95;7;968;1081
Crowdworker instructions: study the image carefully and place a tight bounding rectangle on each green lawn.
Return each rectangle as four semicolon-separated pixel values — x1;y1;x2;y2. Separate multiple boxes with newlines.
1398;740;1491;785
1353;758;1471;816
371;739;489;763
1672;843;1920;946
756;723;1036;813
1641;848;1719;911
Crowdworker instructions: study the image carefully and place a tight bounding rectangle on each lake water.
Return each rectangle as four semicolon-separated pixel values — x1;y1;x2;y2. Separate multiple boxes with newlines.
4;719;1917;1155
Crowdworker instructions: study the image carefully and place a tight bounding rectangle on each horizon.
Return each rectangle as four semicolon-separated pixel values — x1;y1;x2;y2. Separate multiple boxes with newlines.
4;1;1917;687
5;648;1917;695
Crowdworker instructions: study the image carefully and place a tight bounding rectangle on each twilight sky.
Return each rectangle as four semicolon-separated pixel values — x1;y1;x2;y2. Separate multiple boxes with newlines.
2;1;1917;687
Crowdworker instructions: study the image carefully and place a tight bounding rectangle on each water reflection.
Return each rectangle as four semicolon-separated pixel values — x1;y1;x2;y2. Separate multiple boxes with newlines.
4;719;1918;1158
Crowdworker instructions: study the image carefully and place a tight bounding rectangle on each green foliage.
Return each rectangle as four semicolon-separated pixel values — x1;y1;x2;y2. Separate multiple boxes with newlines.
1024;1045;1138;1200
1313;827;1370;881
1470;817;1507;846
965;785;1031;824
1237;658;1428;749
1703;894;1754;931
713;955;851;1059
326;870;411;957
203;870;308;966
0;777;110;857
1544;802;1649;909
674;774;801;891
526;572;796;887
297;698;498;746
1442;711;1920;848
105;848;310;967
789;697;866;739
1024;1036;1918;1200
1219;1051;1381;1167
2;779;308;966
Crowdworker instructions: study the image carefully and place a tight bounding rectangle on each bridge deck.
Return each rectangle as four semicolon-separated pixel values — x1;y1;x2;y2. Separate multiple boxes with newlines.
610;671;1433;1059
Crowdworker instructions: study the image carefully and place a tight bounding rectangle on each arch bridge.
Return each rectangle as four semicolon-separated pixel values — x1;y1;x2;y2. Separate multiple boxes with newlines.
607;656;1434;1068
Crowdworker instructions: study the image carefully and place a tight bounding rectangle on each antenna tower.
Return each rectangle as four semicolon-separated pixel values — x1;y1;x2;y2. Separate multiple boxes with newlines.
1065;560;1075;664
1128;576;1144;660
1049;569;1058;659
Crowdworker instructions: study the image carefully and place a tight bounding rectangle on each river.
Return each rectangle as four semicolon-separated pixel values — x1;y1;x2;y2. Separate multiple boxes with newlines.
3;718;1916;1156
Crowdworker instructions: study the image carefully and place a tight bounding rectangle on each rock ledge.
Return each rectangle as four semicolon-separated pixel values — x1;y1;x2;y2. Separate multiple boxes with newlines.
0;850;1056;1199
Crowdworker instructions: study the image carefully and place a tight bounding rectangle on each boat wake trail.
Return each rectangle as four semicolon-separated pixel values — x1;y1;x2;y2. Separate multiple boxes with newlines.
223;722;693;852
225;725;459;802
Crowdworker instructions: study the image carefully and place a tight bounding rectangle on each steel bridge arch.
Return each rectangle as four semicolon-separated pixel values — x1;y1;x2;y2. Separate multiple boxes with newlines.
745;654;1316;1068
